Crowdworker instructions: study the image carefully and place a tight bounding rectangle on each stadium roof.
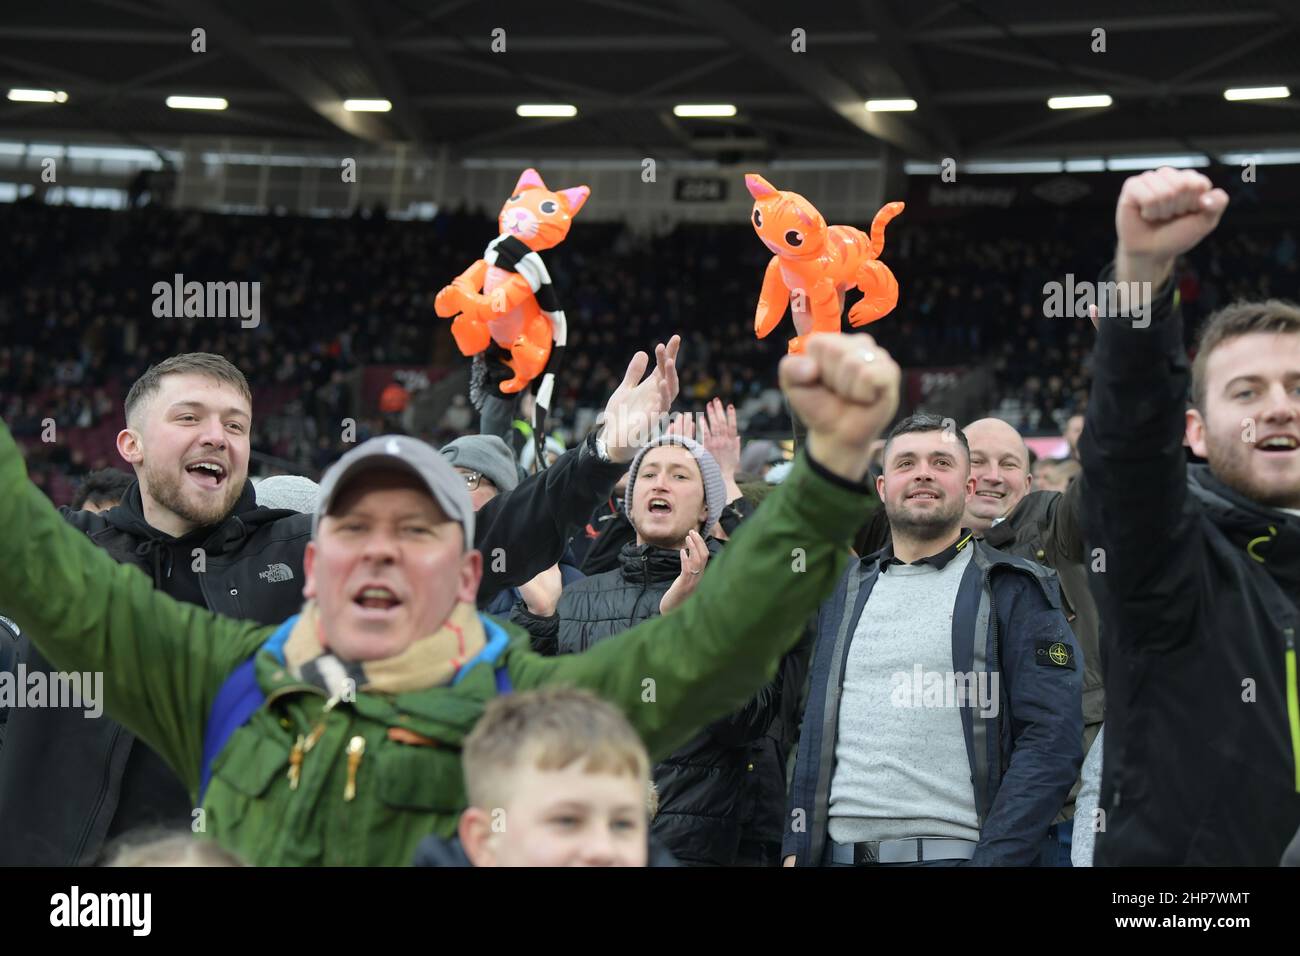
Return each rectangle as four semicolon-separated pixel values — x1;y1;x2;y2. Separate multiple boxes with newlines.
3;0;1300;163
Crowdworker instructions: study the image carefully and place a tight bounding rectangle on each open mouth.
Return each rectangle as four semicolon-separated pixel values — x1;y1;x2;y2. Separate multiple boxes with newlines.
184;460;227;489
648;497;673;514
1258;435;1299;454
975;490;1005;500
907;490;940;501
354;585;401;612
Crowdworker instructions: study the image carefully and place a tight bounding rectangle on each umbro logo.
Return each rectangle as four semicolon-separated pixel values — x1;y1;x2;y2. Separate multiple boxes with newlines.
258;563;294;584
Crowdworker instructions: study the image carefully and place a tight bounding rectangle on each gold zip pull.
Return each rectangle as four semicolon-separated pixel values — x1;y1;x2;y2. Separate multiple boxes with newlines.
302;695;341;755
287;734;306;790
288;695;342;791
344;736;366;802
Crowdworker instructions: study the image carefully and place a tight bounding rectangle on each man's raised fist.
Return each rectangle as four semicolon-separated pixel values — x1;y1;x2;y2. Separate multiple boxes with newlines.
779;333;900;483
1115;167;1228;284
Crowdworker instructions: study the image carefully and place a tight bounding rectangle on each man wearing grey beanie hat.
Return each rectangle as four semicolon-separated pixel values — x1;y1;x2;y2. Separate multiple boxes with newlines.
440;435;521;511
512;431;761;866
623;435;727;539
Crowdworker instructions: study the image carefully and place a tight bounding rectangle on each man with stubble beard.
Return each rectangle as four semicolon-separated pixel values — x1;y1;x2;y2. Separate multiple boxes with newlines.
784;413;1082;867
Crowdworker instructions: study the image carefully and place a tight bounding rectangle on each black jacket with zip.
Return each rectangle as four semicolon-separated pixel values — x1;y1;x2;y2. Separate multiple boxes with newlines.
0;432;627;864
1083;264;1300;865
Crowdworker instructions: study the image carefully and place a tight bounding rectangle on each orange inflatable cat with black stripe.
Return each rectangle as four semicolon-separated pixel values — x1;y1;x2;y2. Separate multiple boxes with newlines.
746;173;904;353
435;168;589;394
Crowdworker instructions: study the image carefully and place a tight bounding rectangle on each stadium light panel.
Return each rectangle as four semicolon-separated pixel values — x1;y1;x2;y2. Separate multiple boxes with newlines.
343;99;392;112
1223;86;1290;101
516;104;577;117
8;89;68;104
1221;150;1300;166
166;95;228;110
1047;94;1112;110
673;104;737;117
1106;154;1209;171
866;99;917;112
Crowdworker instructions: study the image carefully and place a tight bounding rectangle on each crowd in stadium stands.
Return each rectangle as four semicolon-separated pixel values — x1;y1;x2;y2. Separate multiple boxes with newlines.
2;197;1298;498
2;169;1300;870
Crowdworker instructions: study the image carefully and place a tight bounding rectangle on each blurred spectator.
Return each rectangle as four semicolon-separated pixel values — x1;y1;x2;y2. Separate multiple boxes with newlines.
71;467;133;512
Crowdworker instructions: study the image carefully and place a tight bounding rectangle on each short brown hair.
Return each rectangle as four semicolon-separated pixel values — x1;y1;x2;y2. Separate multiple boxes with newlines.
102;829;245;867
124;352;252;426
1192;300;1300;408
462;687;650;810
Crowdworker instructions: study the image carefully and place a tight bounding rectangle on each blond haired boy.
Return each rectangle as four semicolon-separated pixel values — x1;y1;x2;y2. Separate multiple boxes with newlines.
414;688;666;867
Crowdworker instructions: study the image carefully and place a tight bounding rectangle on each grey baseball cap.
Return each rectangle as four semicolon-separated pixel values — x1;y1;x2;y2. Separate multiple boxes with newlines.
315;436;475;550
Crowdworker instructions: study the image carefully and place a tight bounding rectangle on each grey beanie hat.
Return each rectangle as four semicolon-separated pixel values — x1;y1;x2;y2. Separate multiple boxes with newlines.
440;435;520;493
624;435;726;532
254;474;321;514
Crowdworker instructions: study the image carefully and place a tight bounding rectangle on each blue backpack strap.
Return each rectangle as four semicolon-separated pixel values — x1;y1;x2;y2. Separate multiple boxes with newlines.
198;616;296;802
451;614;512;696
198;657;263;802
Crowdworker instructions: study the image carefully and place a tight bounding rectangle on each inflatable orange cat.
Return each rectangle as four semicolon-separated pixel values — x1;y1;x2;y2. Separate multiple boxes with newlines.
435;168;590;394
746;173;904;353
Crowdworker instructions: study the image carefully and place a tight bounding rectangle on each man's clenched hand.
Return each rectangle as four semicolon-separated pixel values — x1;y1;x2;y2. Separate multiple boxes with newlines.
1115;167;1228;287
779;333;900;483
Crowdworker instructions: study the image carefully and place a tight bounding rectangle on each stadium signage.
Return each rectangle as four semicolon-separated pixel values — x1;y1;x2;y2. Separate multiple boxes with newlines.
675;177;728;202
927;184;1016;208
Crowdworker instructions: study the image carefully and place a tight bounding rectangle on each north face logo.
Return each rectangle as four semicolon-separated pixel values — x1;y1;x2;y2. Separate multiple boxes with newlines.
258;563;294;584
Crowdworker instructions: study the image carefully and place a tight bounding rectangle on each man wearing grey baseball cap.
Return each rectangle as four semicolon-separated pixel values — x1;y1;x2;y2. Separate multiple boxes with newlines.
0;332;901;866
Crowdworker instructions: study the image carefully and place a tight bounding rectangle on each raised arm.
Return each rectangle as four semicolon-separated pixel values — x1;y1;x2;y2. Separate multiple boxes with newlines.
472;337;680;604
0;419;271;792
513;333;899;759
1080;169;1228;646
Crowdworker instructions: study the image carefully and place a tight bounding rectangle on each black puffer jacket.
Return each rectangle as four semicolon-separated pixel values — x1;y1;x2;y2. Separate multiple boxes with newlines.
512;538;780;865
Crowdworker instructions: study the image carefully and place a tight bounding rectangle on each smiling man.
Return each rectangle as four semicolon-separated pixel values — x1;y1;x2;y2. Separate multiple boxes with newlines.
785;413;1082;867
0;338;681;865
0;332;898;865
1084;167;1300;865
853;414;1104;865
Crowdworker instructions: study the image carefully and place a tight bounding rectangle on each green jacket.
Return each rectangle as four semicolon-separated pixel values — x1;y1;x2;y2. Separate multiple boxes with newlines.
0;420;866;865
